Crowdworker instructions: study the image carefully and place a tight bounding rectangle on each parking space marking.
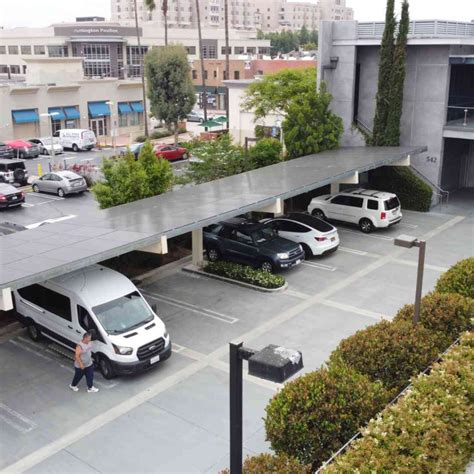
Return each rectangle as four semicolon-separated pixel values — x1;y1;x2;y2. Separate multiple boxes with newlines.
339;247;380;258
0;402;37;434
141;291;238;324
171;343;185;353
302;261;337;272
321;299;388;321
285;289;311;300
394;259;448;273
26;193;64;201
338;228;394;241
398;222;418;229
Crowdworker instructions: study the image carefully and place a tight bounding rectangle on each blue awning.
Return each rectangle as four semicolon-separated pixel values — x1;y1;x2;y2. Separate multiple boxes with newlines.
130;101;144;113
48;107;66;121
64;106;80;120
12;109;39;124
88;101;110;118
118;102;133;114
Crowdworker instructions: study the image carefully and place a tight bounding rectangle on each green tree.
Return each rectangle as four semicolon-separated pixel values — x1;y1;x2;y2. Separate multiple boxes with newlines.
137;141;174;195
145;44;195;144
385;0;409;145
249;138;283;168
299;25;310;45
309;28;318;46
282;85;344;159
242;67;316;120
144;0;168;45
372;0;396;145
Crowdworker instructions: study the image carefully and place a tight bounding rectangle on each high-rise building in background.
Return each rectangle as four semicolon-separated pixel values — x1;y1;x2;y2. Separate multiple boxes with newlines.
111;0;353;32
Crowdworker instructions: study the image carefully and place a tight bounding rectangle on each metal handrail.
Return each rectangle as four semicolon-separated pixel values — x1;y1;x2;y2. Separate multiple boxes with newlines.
409;164;450;207
354;118;373;135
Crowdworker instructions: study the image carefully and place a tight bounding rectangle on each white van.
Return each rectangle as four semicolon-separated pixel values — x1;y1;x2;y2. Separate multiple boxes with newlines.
53;129;97;152
13;265;172;379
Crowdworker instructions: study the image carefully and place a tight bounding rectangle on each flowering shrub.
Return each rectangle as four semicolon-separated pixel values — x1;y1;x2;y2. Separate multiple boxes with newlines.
323;331;474;473
220;453;310;474
435;257;474;299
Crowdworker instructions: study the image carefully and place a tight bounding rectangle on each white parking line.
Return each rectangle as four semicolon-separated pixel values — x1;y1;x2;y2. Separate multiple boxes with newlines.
302;261;337;272
339;247;380;258
321;299;388;321
0;402;37;434
338;228;394;241
394;259;448;273
141;291;238;324
171;343;185;353
398;222;418;229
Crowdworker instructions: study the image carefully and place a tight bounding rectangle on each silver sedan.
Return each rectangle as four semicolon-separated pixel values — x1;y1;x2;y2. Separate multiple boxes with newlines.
32;171;87;197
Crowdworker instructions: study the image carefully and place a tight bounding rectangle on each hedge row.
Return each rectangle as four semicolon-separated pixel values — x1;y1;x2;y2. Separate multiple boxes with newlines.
262;258;473;470
204;261;285;289
369;166;433;211
436;257;474;299
323;331;474;473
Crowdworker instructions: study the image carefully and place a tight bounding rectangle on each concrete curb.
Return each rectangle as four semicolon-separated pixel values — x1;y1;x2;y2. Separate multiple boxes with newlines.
182;264;288;293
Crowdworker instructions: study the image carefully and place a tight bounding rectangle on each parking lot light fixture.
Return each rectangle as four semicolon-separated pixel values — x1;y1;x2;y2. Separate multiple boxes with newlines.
394;234;427;324
40;112;60;166
229;342;303;474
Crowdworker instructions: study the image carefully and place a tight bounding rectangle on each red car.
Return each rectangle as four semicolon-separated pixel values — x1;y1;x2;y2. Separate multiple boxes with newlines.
153;144;189;161
5;140;40;159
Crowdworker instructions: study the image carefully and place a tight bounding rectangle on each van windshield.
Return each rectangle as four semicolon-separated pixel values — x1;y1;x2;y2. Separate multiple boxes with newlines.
92;291;154;335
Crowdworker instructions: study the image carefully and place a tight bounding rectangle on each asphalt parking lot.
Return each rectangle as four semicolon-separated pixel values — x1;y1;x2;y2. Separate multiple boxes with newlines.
1;198;473;472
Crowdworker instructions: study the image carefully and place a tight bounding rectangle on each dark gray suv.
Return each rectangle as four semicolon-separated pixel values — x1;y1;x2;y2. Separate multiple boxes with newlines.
204;218;305;273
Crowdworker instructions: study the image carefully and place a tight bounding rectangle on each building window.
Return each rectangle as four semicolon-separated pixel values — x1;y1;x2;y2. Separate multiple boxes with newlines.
234;70;240;79
48;45;68;57
22;65;27;74
0;46;5;54
234;46;244;54
0;65;8;73
223;70;227;79
185;46;196;55
192;69;197;79
21;45;32;55
126;45;148;77
10;65;21;74
202;45;217;59
119;114;128;127
8;46;19;55
129;112;142;126
221;46;231;55
213;70;217;78
246;47;256;54
204;70;208;79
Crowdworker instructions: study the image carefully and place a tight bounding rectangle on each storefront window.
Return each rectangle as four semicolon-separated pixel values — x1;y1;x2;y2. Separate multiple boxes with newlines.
119;114;128;127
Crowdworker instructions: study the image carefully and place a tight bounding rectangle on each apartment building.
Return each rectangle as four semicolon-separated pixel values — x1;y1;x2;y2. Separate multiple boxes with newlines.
111;0;353;31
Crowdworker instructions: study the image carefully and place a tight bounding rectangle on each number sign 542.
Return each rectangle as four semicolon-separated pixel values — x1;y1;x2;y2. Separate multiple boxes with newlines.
426;156;437;163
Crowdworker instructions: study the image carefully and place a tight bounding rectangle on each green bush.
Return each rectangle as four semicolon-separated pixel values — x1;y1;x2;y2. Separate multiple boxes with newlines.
220;453;310;474
328;320;441;392
265;363;389;468
204;261;284;289
135;135;147;143
323;331;474;473
394;292;474;349
150;129;172;140
249;138;282;168
369;166;433;211
436;257;474;299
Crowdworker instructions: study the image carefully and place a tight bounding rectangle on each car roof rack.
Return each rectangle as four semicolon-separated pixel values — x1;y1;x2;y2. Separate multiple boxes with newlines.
349;189;383;198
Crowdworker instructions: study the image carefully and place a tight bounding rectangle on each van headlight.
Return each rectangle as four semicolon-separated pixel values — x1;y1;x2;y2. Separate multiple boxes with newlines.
113;344;133;355
277;252;289;259
164;331;169;339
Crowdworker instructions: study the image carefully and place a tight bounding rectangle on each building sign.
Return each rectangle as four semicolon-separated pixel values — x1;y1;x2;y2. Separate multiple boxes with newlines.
54;26;141;37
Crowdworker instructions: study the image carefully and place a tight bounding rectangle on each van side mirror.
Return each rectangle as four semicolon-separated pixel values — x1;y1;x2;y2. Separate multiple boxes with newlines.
89;329;98;341
151;304;157;314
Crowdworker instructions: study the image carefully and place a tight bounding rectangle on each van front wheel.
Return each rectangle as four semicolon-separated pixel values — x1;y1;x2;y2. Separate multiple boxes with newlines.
72;144;79;152
98;355;116;380
27;322;42;342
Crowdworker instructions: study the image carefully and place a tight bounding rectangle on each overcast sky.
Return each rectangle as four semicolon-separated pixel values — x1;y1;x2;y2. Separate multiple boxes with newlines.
1;0;473;28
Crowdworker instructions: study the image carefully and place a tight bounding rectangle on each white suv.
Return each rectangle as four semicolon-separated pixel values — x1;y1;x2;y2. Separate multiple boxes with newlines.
308;189;402;233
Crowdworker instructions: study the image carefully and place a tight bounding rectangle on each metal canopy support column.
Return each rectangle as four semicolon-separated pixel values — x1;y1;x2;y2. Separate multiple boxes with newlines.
330;171;359;193
192;228;204;267
0;288;13;311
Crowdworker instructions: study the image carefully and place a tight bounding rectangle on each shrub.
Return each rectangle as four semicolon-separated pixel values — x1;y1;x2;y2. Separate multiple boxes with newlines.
328;320;441;392
220;453;310;474
323;331;474;473
150;129;171;140
249;138;282;168
394;292;474;349
204;261;285;289
436;257;474;299
369;166;433;211
265;363;389;468
135;135;147;143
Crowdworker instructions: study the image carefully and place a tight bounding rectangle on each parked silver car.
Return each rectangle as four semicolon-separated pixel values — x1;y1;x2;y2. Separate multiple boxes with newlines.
32;171;87;197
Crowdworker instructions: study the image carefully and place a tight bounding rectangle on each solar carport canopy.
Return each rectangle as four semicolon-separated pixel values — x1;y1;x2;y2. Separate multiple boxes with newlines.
0;146;426;291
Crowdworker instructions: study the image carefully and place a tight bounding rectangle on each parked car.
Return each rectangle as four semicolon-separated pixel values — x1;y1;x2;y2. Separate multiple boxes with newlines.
204;218;305;273
53;129;96;151
28;137;64;155
119;143;144;159
186;110;205;122
0;159;29;186
32;170;87;197
13;264;172;379
0;183;25;209
0;142;14;159
154;144;189;161
6;140;40;159
262;213;339;258
308;188;402;233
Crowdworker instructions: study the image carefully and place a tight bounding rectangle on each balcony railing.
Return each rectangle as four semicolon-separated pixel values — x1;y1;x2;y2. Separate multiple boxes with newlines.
446;105;474;130
358;20;474;39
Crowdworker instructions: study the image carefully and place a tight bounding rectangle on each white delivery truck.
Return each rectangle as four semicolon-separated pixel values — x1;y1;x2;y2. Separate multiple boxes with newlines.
53;129;97;152
13;265;172;379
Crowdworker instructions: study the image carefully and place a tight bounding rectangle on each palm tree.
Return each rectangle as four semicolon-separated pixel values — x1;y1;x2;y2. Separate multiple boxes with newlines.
144;0;168;46
224;0;230;128
133;0;149;136
195;0;208;121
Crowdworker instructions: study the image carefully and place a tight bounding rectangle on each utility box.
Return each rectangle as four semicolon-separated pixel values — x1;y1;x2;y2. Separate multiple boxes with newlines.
248;344;303;383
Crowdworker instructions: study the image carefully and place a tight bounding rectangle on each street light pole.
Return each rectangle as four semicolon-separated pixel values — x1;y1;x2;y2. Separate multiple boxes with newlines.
229;343;243;474
40;112;59;171
106;101;116;156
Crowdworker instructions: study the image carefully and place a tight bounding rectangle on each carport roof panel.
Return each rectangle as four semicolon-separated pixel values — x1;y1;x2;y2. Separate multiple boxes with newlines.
0;145;426;290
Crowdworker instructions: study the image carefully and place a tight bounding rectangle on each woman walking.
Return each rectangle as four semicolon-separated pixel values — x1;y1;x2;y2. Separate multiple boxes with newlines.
69;332;99;393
